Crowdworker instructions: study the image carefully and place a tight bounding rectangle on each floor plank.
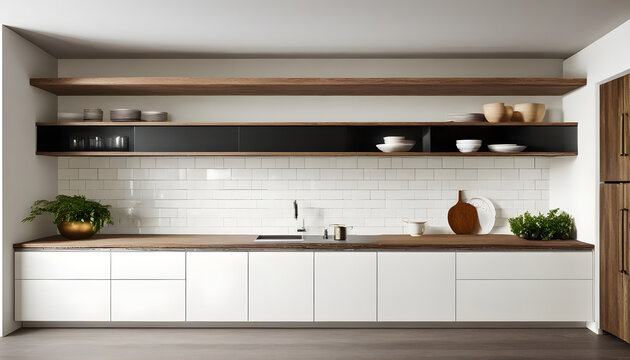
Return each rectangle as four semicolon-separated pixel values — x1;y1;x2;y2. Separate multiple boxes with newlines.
0;328;629;360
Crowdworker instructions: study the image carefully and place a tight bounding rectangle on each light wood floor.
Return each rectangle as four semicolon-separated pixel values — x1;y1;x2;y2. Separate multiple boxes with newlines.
1;328;629;360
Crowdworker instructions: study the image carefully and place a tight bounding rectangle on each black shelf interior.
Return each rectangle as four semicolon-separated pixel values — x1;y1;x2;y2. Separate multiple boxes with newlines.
36;124;576;154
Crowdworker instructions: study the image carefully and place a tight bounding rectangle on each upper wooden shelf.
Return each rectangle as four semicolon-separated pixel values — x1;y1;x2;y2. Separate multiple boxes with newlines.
30;77;586;96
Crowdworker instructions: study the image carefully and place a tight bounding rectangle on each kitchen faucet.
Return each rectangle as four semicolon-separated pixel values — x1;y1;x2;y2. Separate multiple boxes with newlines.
294;200;306;232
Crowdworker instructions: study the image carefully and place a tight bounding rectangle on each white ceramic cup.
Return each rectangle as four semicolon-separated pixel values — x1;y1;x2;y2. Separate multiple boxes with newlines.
404;220;428;236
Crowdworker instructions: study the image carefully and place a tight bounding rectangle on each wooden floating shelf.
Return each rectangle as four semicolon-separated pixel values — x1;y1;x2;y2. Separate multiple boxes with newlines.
36;151;577;157
37;121;578;127
30;77;586;96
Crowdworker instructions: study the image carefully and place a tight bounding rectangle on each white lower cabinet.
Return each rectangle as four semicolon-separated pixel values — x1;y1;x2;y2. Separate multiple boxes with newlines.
15;249;594;324
186;252;248;321
249;252;314;321
111;280;185;321
15;280;110;321
455;251;594;322
314;252;376;321
378;252;456;321
456;280;593;321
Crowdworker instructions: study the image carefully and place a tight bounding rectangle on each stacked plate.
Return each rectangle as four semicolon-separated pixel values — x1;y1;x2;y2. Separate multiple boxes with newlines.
58;112;83;122
456;139;482;152
488;144;527;153
447;113;486;122
141;111;168;122
376;136;416;152
83;109;103;121
110;109;141;121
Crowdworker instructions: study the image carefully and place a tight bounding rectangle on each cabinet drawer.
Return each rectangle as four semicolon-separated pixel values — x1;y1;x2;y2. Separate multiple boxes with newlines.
111;251;185;279
15;280;110;321
456;280;593;321
15;251;110;280
111;280;185;321
456;251;592;279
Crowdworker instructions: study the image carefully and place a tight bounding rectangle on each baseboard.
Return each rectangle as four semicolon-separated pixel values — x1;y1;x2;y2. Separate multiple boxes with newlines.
22;321;590;329
586;321;603;334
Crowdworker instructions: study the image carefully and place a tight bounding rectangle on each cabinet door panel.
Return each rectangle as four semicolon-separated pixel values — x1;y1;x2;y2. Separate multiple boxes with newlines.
457;251;592;280
457;280;592;321
111;280;185;321
600;184;629;340
314;252;376;321
111;251;185;279
187;252;248;321
15;251;110;280
15;280;110;321
378;252;455;321
249;252;313;322
601;77;628;181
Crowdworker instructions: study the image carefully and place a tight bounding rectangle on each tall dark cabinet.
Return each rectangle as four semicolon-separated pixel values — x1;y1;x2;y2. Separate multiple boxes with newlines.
600;74;630;343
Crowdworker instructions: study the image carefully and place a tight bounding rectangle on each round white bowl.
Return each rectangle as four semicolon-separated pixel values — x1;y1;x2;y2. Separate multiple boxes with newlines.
376;142;415;152
488;144;527;153
383;136;406;144
456;143;482;153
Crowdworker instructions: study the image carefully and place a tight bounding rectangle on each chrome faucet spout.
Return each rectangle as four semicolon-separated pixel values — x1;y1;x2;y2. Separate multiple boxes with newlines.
294;200;306;232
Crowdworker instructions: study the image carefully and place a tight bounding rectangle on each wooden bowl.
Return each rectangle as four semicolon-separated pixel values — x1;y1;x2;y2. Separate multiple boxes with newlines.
57;221;96;240
514;103;546;122
483;103;506;123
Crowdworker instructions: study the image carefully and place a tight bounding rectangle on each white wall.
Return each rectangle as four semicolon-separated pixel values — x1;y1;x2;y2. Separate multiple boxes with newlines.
551;19;630;332
1;27;57;336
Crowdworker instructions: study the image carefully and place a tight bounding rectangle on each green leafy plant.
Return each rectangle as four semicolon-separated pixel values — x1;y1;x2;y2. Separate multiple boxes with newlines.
22;195;113;232
508;208;574;240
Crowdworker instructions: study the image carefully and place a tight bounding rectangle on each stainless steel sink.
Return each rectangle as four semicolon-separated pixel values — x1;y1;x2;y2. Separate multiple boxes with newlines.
255;235;304;242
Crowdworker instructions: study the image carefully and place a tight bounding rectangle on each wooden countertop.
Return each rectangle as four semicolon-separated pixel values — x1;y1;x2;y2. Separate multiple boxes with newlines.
13;234;594;250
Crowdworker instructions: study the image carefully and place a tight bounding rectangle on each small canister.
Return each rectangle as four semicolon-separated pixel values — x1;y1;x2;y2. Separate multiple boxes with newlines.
330;224;353;241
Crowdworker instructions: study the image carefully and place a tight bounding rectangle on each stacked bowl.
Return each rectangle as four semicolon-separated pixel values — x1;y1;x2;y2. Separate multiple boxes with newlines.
140;111;168;122
83;109;103;121
376;136;416;152
110;109;141;121
456;139;482;153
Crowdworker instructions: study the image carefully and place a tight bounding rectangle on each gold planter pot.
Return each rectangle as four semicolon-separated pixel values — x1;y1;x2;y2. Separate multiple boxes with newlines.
57;221;96;240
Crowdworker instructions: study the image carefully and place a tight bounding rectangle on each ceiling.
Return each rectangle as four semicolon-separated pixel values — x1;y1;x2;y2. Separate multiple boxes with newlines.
2;0;630;59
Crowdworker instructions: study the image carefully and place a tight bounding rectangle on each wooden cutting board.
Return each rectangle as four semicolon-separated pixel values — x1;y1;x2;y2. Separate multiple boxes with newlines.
447;190;478;234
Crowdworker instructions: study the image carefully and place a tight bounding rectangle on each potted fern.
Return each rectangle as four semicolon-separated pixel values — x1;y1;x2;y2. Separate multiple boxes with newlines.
508;208;574;241
22;195;114;240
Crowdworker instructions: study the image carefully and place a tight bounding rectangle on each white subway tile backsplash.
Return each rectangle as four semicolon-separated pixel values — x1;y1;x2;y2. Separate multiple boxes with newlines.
63;156;549;235
357;158;378;168
89;158;110;169
78;169;97;180
442;157;463;168
224;157;246;168
377;158;392;168
68;158;90;168
514;157;535;168
98;168;117;180
245;157;262;168
494;157;514;168
126;158;140;168
140;158;156;168
519;169;542;180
